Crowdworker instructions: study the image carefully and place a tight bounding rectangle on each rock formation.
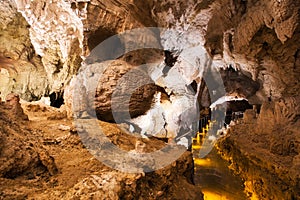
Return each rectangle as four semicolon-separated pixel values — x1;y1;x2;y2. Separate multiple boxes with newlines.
217;96;300;199
0;1;48;101
0;102;203;199
94;60;158;122
0;97;57;179
0;0;296;102
0;0;299;199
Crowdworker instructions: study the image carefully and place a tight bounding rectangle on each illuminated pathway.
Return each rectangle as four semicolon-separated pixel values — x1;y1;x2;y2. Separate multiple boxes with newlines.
192;121;247;200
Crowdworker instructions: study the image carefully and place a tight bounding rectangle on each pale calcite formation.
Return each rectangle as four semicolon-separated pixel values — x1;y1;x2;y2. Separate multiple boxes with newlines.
0;0;299;198
0;0;297;102
4;0;298;141
14;0;84;92
0;1;48;100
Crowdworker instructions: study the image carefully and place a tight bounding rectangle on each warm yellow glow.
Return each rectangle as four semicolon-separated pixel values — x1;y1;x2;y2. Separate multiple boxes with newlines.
202;190;230;200
192;144;201;150
250;194;260;200
192;132;204;150
244;181;260;200
193;158;211;167
196;133;201;143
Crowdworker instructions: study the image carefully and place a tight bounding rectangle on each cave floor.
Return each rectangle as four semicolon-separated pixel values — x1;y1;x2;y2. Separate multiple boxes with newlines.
6;101;298;199
0;102;204;199
0;107;111;199
0;102;249;199
194;148;247;200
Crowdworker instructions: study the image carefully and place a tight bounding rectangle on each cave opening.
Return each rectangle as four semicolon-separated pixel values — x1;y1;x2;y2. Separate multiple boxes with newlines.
226;99;253;112
49;92;64;108
224;99;253;125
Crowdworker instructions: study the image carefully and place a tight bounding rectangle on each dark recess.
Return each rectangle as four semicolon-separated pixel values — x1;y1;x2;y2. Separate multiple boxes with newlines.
163;50;178;76
49;92;64;108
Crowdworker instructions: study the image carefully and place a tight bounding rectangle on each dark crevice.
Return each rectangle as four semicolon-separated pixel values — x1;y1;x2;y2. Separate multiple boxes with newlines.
190;80;198;94
163;50;178;76
87;28;115;51
226;99;253;112
53;60;63;74
164;50;178;67
49;92;64;108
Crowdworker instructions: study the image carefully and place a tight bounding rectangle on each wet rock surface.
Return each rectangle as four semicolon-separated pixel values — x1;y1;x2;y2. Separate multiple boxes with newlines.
216;97;300;200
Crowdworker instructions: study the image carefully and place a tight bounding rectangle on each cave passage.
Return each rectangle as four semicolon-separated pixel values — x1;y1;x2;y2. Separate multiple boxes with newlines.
193;148;247;200
192;95;262;199
192;115;247;200
49;92;64;108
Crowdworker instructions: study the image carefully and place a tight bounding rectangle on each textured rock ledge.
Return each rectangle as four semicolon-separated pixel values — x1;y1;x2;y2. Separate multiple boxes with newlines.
1;0;298;104
217;134;300;200
0;99;203;199
216;98;300;200
0;96;57;179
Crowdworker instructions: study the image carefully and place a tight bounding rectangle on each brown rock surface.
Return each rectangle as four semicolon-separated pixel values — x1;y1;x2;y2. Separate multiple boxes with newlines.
0;101;203;199
0;0;300;199
205;0;300;101
0;102;57;180
216;97;300;200
5;93;29;121
243;109;256;124
95;60;158;122
1;0;296;104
